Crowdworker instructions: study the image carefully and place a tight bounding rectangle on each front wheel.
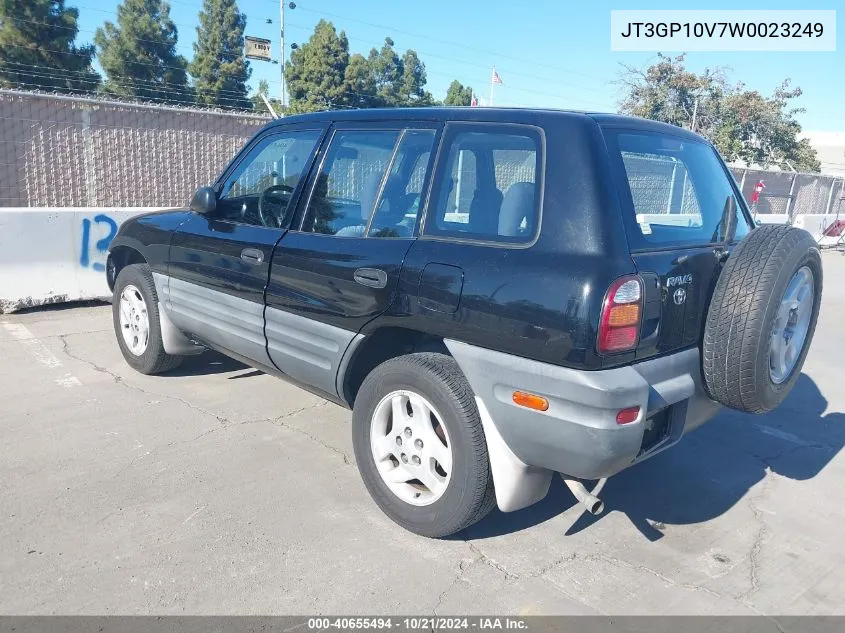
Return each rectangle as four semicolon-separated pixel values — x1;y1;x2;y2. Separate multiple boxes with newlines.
112;263;183;375
352;353;495;538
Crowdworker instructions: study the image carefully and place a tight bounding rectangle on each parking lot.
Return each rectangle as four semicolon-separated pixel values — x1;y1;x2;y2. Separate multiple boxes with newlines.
1;251;843;616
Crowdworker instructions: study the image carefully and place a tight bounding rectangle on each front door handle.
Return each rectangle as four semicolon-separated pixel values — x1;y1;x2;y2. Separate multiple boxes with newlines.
240;248;264;265
353;268;388;289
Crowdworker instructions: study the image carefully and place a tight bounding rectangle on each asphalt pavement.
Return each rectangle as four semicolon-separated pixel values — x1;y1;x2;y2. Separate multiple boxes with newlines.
2;252;844;615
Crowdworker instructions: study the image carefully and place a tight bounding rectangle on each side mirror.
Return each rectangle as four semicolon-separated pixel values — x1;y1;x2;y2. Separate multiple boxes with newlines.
190;186;217;215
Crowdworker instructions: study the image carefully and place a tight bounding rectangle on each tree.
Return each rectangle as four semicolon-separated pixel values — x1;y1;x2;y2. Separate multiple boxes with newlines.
717;81;821;172
617;54;727;136
188;0;251;110
95;0;192;104
251;79;282;115
285;22;436;112
443;80;473;106
399;50;435;106
0;0;100;93
285;19;350;113
367;37;402;107
344;53;377;108
617;54;820;172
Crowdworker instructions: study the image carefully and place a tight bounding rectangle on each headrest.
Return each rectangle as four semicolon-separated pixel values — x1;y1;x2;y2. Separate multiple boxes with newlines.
360;171;385;220
498;182;535;237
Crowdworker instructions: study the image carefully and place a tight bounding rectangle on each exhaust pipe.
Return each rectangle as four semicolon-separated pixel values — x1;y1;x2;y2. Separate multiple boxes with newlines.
561;476;607;515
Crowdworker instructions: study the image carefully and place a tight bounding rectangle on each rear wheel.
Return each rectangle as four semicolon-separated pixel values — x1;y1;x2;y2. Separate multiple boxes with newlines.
352;353;495;538
703;224;822;413
112;264;183;375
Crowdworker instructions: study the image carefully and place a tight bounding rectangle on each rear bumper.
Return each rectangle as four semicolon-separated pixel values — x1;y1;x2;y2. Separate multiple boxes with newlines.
445;340;721;511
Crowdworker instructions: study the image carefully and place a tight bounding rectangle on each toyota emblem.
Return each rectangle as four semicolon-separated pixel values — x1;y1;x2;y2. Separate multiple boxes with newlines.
673;288;687;305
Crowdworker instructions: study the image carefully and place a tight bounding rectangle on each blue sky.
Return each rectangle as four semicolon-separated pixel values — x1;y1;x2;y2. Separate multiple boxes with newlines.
73;0;843;131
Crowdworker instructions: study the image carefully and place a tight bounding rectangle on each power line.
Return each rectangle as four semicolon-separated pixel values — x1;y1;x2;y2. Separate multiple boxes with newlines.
288;5;605;84
3;80;257;112
4;41;195;76
5;40;608;111
18;2;611;100
3;12;610;110
285;24;609;100
4;61;260;104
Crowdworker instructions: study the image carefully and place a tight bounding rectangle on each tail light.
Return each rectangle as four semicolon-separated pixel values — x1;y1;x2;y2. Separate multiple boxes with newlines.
598;275;643;354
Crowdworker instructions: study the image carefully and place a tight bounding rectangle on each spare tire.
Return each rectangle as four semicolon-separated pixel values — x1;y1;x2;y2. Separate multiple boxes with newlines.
703;224;822;413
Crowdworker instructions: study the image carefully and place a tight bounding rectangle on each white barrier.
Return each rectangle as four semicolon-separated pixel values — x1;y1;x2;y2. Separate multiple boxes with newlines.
1;207;841;315
755;214;790;224
0;208;165;314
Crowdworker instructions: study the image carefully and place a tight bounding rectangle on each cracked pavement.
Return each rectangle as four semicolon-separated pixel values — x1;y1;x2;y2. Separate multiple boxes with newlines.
2;252;845;615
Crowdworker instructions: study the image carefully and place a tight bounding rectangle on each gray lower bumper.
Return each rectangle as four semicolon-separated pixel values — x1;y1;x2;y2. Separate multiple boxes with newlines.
445;340;721;512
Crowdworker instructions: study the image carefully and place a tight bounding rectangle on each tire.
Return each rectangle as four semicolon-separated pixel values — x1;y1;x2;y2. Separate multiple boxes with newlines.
112;263;183;375
703;224;822;413
352;353;496;538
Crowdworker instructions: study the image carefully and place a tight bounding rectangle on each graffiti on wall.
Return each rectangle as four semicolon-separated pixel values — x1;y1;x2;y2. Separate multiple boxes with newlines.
79;214;118;272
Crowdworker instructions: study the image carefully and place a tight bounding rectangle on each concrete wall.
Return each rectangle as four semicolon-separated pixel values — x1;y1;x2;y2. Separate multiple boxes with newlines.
1;208;840;315
0;208;163;313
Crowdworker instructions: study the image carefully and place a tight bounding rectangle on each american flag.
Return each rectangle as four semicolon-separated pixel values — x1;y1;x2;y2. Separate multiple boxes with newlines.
491;68;503;85
470;93;478;107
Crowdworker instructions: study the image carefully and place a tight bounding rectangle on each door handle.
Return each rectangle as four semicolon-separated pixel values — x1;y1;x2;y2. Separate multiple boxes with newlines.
353;268;388;289
240;248;264;265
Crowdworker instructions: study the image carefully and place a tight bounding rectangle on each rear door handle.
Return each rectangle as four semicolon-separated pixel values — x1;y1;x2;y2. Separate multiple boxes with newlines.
353;268;388;289
240;248;264;265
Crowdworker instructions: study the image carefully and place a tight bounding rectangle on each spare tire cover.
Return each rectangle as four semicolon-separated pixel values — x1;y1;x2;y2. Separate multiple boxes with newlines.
703;224;822;413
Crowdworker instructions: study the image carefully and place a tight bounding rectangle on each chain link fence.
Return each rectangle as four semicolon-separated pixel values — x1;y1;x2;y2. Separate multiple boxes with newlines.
3;88;844;219
729;167;845;219
0;89;270;208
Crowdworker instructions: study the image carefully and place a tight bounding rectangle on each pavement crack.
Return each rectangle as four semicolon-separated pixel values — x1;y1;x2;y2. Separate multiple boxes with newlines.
269;401;351;465
466;543;519;581
59;334;350;467
58;334;229;424
433;558;476;615
737;471;773;603
524;552;578;578
585;553;723;599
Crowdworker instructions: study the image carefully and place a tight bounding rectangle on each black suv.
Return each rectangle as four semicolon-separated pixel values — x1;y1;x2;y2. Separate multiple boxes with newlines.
107;107;822;537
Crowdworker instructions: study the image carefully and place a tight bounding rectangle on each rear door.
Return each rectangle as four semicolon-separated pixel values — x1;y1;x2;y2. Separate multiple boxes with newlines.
166;125;324;366
264;123;439;394
602;128;753;360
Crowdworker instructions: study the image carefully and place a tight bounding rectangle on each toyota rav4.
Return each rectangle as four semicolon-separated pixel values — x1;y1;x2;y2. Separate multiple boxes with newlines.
107;107;822;537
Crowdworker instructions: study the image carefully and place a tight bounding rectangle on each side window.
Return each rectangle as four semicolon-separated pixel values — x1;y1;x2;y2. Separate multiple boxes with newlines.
368;129;436;238
217;129;321;228
426;127;541;244
301;130;399;236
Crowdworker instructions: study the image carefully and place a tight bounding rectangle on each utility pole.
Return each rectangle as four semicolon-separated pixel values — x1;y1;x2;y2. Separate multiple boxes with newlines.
279;0;287;113
690;98;699;133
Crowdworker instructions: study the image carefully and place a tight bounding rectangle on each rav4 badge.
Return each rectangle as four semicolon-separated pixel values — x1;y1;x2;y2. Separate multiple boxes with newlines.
666;274;693;287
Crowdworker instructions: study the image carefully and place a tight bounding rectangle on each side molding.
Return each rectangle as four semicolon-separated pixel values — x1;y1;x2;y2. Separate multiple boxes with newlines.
474;397;553;512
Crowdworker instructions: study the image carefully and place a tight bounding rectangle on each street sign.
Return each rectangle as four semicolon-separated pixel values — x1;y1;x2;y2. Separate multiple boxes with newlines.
245;36;272;61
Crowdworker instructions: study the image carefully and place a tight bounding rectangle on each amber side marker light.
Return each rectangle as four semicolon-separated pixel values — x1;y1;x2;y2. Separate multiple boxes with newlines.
512;391;550;412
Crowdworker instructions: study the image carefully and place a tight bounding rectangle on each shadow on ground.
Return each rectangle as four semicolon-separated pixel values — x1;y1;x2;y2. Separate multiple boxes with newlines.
161;350;254;378
462;373;845;541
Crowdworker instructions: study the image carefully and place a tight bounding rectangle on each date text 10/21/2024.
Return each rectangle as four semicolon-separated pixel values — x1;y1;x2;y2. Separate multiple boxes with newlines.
307;618;528;630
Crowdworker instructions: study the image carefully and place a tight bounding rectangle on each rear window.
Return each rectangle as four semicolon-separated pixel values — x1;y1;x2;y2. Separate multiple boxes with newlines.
605;131;751;250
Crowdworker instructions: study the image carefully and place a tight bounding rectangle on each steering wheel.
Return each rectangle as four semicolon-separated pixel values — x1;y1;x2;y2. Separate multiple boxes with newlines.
258;184;294;227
